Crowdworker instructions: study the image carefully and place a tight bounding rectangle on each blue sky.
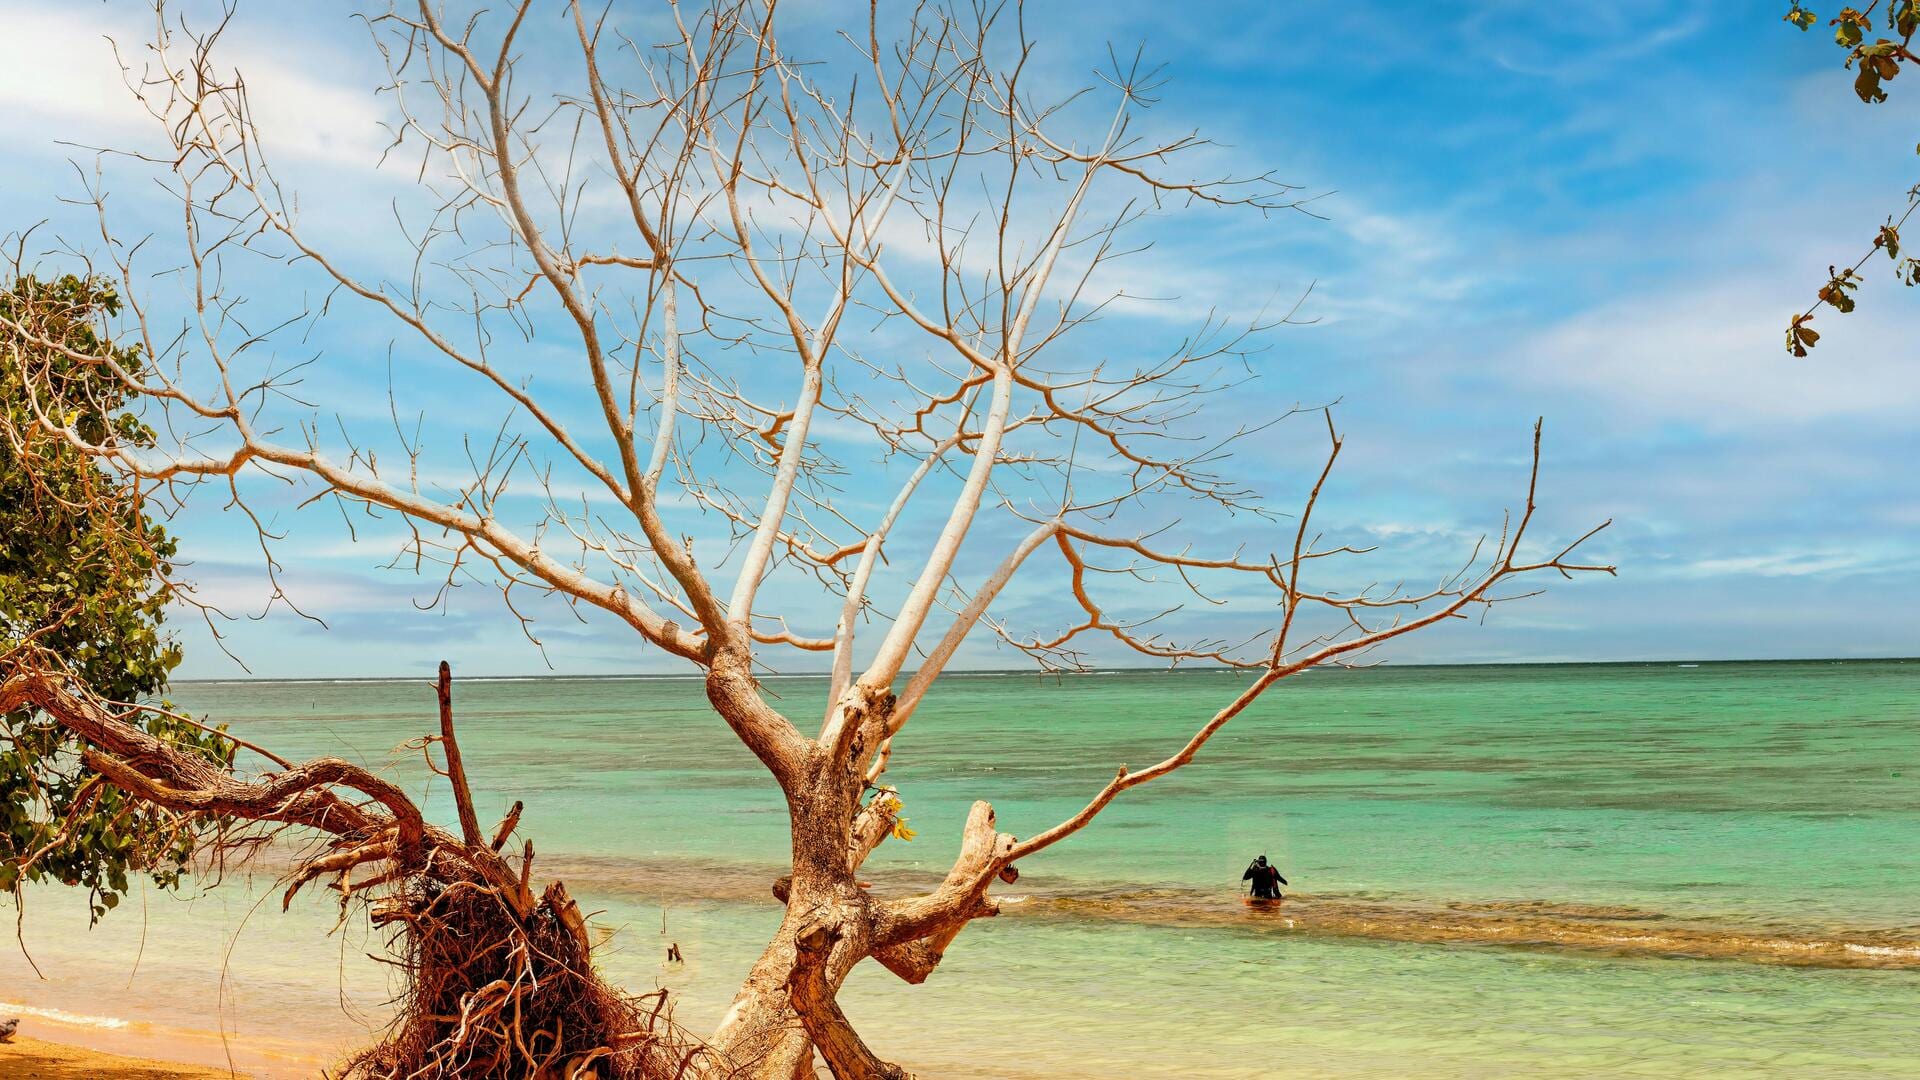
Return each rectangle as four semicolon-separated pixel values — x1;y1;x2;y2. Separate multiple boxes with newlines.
3;1;1917;678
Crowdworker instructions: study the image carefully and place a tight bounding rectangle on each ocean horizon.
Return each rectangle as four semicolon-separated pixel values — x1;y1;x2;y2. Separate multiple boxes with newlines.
166;654;1920;685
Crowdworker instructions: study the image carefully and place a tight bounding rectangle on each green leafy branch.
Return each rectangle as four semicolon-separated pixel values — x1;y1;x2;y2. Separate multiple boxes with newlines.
1781;2;1920;353
3;271;236;922
1786;188;1920;355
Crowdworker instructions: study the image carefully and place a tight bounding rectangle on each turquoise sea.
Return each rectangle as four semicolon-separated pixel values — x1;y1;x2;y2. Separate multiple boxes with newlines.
4;661;1918;1077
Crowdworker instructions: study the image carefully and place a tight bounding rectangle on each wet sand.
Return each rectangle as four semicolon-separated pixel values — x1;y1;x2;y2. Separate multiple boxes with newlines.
1013;890;1920;969
540;854;1920;971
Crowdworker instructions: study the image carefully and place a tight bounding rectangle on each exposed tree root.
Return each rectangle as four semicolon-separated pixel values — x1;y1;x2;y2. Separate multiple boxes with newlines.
2;659;708;1080
339;868;700;1080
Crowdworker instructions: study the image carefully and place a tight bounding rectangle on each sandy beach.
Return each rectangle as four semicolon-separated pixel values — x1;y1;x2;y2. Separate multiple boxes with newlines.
0;1034;238;1079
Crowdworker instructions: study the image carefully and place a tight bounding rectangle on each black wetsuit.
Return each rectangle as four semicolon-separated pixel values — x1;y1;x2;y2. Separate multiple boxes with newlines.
1243;860;1288;900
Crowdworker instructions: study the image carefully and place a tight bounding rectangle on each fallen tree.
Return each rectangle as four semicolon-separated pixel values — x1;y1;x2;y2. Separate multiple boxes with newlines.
0;2;1613;1076
2;657;699;1079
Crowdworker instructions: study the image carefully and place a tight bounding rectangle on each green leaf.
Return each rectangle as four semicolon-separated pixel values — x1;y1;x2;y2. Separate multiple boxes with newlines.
1786;313;1821;356
1855;64;1889;101
1834;7;1873;45
1818;269;1861;312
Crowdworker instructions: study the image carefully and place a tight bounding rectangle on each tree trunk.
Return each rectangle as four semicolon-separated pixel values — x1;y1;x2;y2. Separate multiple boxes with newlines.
711;913;818;1077
707;722;896;1079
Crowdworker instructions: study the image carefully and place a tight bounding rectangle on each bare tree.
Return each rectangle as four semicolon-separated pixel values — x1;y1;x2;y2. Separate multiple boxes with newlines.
0;2;1612;1077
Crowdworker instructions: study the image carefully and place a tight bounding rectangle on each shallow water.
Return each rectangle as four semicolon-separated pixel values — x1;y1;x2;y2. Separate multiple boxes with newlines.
5;661;1918;1076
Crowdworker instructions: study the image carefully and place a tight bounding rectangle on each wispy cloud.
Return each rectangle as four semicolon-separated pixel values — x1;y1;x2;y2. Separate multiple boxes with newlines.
1661;550;1895;580
3;1;1915;677
1502;278;1920;427
0;7;391;166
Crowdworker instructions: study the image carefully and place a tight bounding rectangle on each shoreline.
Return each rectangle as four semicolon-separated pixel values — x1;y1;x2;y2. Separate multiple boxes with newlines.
8;881;1915;1080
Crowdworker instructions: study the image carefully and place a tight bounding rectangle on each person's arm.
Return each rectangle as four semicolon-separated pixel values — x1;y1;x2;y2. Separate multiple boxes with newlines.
1242;866;1256;881
1277;873;1289;886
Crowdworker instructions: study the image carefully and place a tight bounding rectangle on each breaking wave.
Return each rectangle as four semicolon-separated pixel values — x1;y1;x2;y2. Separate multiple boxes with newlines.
0;1001;132;1030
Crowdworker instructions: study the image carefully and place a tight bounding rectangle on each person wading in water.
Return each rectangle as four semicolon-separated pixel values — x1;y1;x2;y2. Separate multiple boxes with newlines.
1243;855;1288;900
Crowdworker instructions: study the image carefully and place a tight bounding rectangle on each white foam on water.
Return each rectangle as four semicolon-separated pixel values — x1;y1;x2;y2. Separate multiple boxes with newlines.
0;1001;132;1030
1842;942;1920;958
